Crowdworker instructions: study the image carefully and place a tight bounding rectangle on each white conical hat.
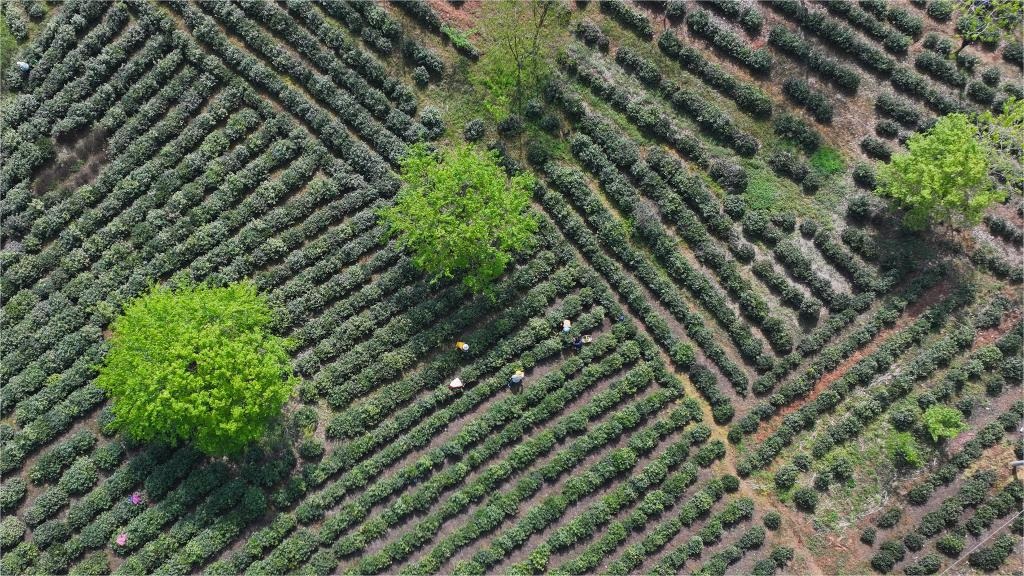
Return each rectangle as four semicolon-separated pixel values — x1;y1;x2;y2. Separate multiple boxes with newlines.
449;377;464;389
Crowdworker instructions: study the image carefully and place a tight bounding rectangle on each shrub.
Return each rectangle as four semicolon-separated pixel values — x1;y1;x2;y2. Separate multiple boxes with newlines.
599;0;653;39
888;8;923;37
298;437;325;461
0;478;27;513
498;114;524;136
59;458;98;495
763;511;782;530
739;7;764;33
710;159;748;194
860;527;876;545
575;19;609;51
875;93;921;128
981;67;1001;87
768;150;810;183
968;534;1016;572
852;163;877;189
666;0;686;22
1004;41;1024;67
904;532;925;551
773;113;822;151
926;0;953;21
935;533;965;557
723;196;745;220
782;78;833;123
793;486;818;512
412;66;430;87
876;119;900;138
967;81;996;105
721;475;740;493
464;119;486;142
686;10;772;74
774;464;798;490
860;137;891;160
420;107;445;139
0;516;25;550
871;549;898;573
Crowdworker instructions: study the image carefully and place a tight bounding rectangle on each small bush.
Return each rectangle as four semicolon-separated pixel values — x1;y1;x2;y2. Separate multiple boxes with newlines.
981;67;1001;87
860;527;877;545
904;532;924;551
926;0;953;21
876;507;902;529
463;118;485;142
412;66;430;87
1004;41;1024;67
935;533;965;557
773;113;822;151
763;511;782;530
793;486;818;512
860;137;891;160
774;465;798;490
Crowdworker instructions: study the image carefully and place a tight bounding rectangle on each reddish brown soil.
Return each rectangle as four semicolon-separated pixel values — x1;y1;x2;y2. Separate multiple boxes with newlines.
425;0;481;33
754;278;953;443
33;128;107;195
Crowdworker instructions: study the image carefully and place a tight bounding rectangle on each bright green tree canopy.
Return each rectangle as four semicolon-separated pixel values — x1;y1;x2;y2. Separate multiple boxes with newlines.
876;113;1003;231
96;282;297;456
922;405;968;443
380;143;538;294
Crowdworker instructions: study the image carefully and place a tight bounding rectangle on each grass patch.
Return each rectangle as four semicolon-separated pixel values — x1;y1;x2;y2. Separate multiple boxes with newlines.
744;168;778;211
810;147;845;176
0;11;18;73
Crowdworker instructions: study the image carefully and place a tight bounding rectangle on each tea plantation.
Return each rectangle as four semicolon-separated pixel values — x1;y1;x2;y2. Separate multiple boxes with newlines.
1;0;1021;574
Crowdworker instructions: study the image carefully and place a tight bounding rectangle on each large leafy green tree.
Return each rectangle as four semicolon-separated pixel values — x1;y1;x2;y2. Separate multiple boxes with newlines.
96;282;297;456
380;143;538;293
922;405;968;442
875;113;1003;231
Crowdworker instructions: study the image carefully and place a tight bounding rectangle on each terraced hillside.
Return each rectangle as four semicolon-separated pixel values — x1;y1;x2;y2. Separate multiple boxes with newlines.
0;0;1021;574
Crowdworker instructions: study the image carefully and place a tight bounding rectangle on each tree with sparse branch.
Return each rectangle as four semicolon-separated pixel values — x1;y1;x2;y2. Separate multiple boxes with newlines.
379;143;538;294
875;113;1004;231
922;405;968;442
474;0;565;118
953;0;1023;54
96;282;297;456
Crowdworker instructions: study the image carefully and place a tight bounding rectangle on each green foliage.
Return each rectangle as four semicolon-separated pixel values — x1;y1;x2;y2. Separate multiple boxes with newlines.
954;0;1022;48
922;405;967;442
887;431;923;468
380;144;538;294
96;282;297;456
793;486;818;512
976;97;1024;194
810;147;845;176
875;114;1003;230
